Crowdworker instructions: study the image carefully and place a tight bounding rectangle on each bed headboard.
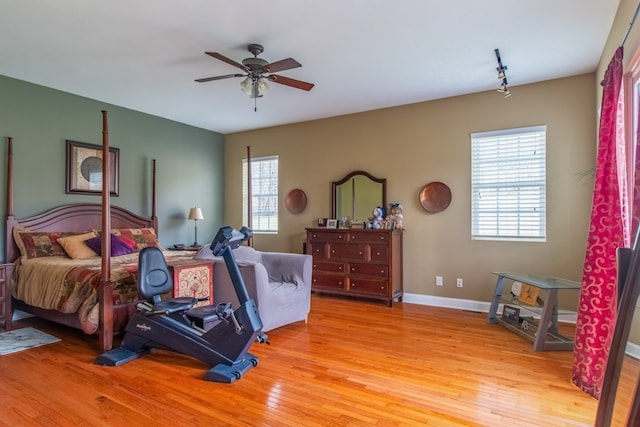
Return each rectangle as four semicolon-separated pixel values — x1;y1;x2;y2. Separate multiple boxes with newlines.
6;203;157;263
5;133;158;264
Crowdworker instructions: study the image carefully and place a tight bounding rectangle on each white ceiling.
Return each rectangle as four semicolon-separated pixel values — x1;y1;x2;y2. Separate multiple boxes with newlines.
0;1;620;134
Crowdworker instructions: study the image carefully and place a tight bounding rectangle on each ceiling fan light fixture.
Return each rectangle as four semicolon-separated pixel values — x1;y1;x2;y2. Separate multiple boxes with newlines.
197;43;314;110
240;77;253;94
257;77;270;96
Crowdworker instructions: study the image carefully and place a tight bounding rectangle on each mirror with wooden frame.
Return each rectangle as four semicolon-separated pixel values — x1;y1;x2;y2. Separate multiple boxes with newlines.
595;245;640;426
331;171;386;223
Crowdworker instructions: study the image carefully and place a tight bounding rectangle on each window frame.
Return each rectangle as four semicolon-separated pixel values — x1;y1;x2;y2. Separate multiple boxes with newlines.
242;155;279;234
470;125;547;242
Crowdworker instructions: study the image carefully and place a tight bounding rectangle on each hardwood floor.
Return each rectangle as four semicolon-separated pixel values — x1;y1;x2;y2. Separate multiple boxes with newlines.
0;295;596;426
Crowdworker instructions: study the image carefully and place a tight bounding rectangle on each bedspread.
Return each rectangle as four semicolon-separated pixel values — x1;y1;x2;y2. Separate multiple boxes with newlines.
11;251;196;334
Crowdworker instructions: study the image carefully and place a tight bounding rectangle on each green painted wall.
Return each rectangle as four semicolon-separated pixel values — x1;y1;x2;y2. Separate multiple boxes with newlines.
0;75;225;260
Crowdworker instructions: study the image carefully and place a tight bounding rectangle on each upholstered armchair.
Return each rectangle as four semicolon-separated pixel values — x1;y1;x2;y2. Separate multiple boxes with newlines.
194;245;312;332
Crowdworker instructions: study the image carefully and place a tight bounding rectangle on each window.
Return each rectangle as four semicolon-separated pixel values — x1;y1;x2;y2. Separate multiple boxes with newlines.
471;125;547;241
243;155;278;233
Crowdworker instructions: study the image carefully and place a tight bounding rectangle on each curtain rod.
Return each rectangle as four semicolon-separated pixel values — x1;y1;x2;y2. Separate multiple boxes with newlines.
621;1;640;47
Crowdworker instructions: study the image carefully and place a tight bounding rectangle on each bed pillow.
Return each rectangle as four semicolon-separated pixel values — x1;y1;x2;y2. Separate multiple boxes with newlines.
57;232;99;260
13;228;79;260
110;228;163;250
118;236;138;251
85;234;137;257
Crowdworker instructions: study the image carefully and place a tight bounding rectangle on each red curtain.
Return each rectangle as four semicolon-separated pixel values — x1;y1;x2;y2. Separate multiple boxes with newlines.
572;47;628;399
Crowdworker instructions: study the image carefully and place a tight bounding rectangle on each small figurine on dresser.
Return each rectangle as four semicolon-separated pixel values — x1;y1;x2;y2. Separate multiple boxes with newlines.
386;203;404;230
366;206;384;229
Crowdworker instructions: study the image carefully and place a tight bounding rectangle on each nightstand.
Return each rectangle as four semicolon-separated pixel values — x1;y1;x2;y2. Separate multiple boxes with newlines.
0;263;13;330
167;259;213;308
167;245;202;252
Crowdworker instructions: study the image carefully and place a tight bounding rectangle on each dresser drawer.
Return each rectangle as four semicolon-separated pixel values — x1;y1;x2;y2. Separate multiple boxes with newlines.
312;274;347;291
349;231;391;243
370;245;389;262
349;278;388;296
308;242;327;258
350;263;388;278
313;261;346;274
329;243;368;261
308;230;348;242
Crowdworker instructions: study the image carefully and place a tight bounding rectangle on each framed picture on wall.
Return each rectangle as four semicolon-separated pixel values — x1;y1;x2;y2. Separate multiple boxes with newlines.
66;140;119;196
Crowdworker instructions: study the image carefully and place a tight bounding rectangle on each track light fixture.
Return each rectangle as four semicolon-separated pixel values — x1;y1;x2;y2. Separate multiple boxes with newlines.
494;48;512;98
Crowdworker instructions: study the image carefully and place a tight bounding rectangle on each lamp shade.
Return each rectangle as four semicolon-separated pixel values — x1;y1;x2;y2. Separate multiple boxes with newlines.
240;77;253;94
188;207;204;221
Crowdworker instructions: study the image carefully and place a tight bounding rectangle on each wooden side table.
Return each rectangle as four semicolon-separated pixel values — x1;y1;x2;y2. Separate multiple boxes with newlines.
0;263;14;330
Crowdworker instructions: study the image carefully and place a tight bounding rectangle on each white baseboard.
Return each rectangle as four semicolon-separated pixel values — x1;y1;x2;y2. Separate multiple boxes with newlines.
402;293;492;313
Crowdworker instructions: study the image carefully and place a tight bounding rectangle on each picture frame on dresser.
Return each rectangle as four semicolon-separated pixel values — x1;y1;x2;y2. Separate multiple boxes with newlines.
326;219;338;229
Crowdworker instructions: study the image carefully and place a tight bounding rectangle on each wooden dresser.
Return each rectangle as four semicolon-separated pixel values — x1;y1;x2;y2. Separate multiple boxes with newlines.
0;264;12;330
306;228;403;306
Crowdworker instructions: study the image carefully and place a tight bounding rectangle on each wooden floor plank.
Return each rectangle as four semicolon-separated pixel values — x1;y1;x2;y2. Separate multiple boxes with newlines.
0;295;597;426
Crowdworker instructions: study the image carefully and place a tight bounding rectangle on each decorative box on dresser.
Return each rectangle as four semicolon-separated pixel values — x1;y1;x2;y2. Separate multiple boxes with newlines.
306;228;403;306
0;263;13;330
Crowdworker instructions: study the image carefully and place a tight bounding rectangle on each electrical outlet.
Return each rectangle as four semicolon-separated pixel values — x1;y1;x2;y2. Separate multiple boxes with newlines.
456;278;463;288
436;276;443;286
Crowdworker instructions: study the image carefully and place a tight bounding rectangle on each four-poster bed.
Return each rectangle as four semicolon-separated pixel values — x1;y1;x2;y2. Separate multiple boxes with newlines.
4;111;200;352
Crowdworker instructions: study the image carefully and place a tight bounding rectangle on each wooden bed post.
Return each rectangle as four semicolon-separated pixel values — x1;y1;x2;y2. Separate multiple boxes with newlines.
5;137;14;262
98;110;114;353
151;159;158;232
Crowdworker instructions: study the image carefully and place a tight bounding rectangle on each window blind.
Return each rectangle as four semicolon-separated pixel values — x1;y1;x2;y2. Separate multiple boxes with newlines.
243;155;279;233
471;125;547;241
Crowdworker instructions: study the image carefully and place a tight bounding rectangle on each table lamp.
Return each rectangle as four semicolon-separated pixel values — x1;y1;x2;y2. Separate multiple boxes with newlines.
188;207;204;247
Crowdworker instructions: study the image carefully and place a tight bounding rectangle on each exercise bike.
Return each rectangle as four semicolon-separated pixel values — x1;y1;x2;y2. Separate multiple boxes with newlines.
95;226;268;383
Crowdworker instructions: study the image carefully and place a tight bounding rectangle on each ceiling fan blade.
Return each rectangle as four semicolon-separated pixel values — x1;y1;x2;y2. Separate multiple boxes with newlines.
264;58;302;73
268;74;315;91
205;52;248;71
195;73;245;83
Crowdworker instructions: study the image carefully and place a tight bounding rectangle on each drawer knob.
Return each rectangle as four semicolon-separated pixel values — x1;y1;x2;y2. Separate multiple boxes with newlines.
359;251;363;255
376;252;381;256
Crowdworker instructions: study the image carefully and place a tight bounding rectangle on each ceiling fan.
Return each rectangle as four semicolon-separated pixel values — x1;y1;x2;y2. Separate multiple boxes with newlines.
195;43;314;108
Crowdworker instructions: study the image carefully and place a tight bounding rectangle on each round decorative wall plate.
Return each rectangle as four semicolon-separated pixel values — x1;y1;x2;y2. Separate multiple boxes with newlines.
419;182;452;213
285;188;307;214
